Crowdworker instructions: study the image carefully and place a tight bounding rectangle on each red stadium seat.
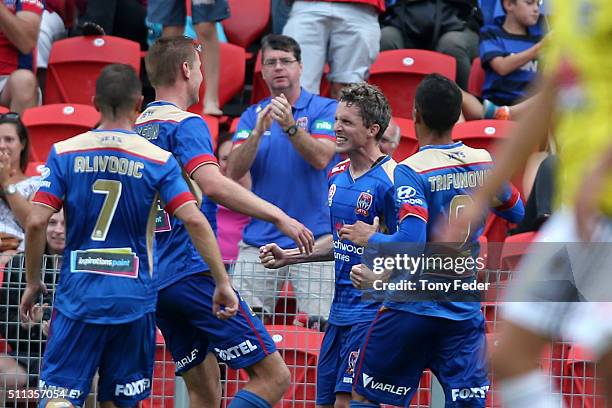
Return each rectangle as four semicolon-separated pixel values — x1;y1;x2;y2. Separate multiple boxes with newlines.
392;117;418;162
251;50;331;104
0;106;8;114
500;232;537;271
468;58;485;98
222;0;271;49
452;120;525;196
229;117;240;134
188;42;246;114
368;50;456;119
451;120;515;153
203;115;220;149
225;325;323;407
45;36;141;105
23;104;100;161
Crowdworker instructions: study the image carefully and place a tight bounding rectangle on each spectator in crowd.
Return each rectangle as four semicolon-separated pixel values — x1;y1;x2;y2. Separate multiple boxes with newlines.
0;114;39;255
378;118;400;156
0;209;64;389
148;0;229;115
480;0;542;107
36;0;69;94
0;0;43;113
380;0;483;89
227;34;337;325
215;132;251;270
73;0;147;50
282;0;382;98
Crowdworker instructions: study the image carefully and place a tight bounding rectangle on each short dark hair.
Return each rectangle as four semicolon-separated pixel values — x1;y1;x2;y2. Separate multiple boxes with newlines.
146;36;198;88
260;34;301;63
339;83;391;141
95;64;142;119
414;74;462;134
0;114;29;172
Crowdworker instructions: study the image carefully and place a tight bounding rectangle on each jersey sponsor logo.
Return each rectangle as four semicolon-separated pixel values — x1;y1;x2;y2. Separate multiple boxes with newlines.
346;350;359;375
115;378;151;397
39;380;83;400
235;130;250;140
397;186;416;200
176;348;199;370
71;249;139;278
356;192;373;216
313;120;333;131
136;123;159;140
361;373;411;396
296;116;309;129
451;385;489;402
520;59;538;73
333;240;363;255
39;165;51;188
214;340;258;362
328;184;336;207
155;201;172;233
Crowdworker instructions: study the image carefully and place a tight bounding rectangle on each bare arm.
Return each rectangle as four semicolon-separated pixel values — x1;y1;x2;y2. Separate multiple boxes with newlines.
259;235;334;268
0;6;41;54
489;42;541;77
3;190;33;229
20;204;51;323
175;203;237;319
193;164;314;253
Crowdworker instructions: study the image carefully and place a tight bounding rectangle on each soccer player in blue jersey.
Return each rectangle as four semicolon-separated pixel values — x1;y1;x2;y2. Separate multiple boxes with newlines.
135;36;298;408
259;83;397;408
18;64;237;408
340;74;524;408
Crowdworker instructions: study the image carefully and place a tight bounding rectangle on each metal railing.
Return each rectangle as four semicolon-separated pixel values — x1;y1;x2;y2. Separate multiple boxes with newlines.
0;255;605;407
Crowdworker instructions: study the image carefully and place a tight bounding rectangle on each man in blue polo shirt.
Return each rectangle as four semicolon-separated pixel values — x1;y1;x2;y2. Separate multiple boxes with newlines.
227;34;338;326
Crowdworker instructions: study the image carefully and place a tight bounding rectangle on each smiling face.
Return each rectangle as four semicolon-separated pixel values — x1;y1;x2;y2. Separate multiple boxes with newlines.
46;210;65;255
0;123;24;170
261;48;302;95
334;101;377;154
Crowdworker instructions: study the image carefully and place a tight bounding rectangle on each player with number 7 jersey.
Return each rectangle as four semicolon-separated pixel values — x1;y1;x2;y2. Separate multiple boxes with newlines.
19;65;236;408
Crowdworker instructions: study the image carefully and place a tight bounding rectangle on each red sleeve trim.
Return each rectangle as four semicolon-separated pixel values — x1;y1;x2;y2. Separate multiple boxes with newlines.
328;159;350;178
184;154;219;176
496;185;521;211
32;191;63;211
165;192;197;216
398;203;428;223
312;133;335;140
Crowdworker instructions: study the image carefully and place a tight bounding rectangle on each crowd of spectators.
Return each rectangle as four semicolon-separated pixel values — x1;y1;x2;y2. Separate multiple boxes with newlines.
0;0;553;395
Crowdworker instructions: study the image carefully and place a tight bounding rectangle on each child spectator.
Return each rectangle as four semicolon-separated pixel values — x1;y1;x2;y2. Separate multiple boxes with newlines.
480;0;542;107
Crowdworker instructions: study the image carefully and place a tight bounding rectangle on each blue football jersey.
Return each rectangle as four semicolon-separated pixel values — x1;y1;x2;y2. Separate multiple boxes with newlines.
33;129;196;324
134;101;218;290
328;156;397;326
480;25;542;105
384;141;523;320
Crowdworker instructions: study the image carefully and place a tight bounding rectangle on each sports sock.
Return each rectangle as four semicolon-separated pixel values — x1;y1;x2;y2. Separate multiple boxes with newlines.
499;370;564;408
349;400;380;408
228;389;272;408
